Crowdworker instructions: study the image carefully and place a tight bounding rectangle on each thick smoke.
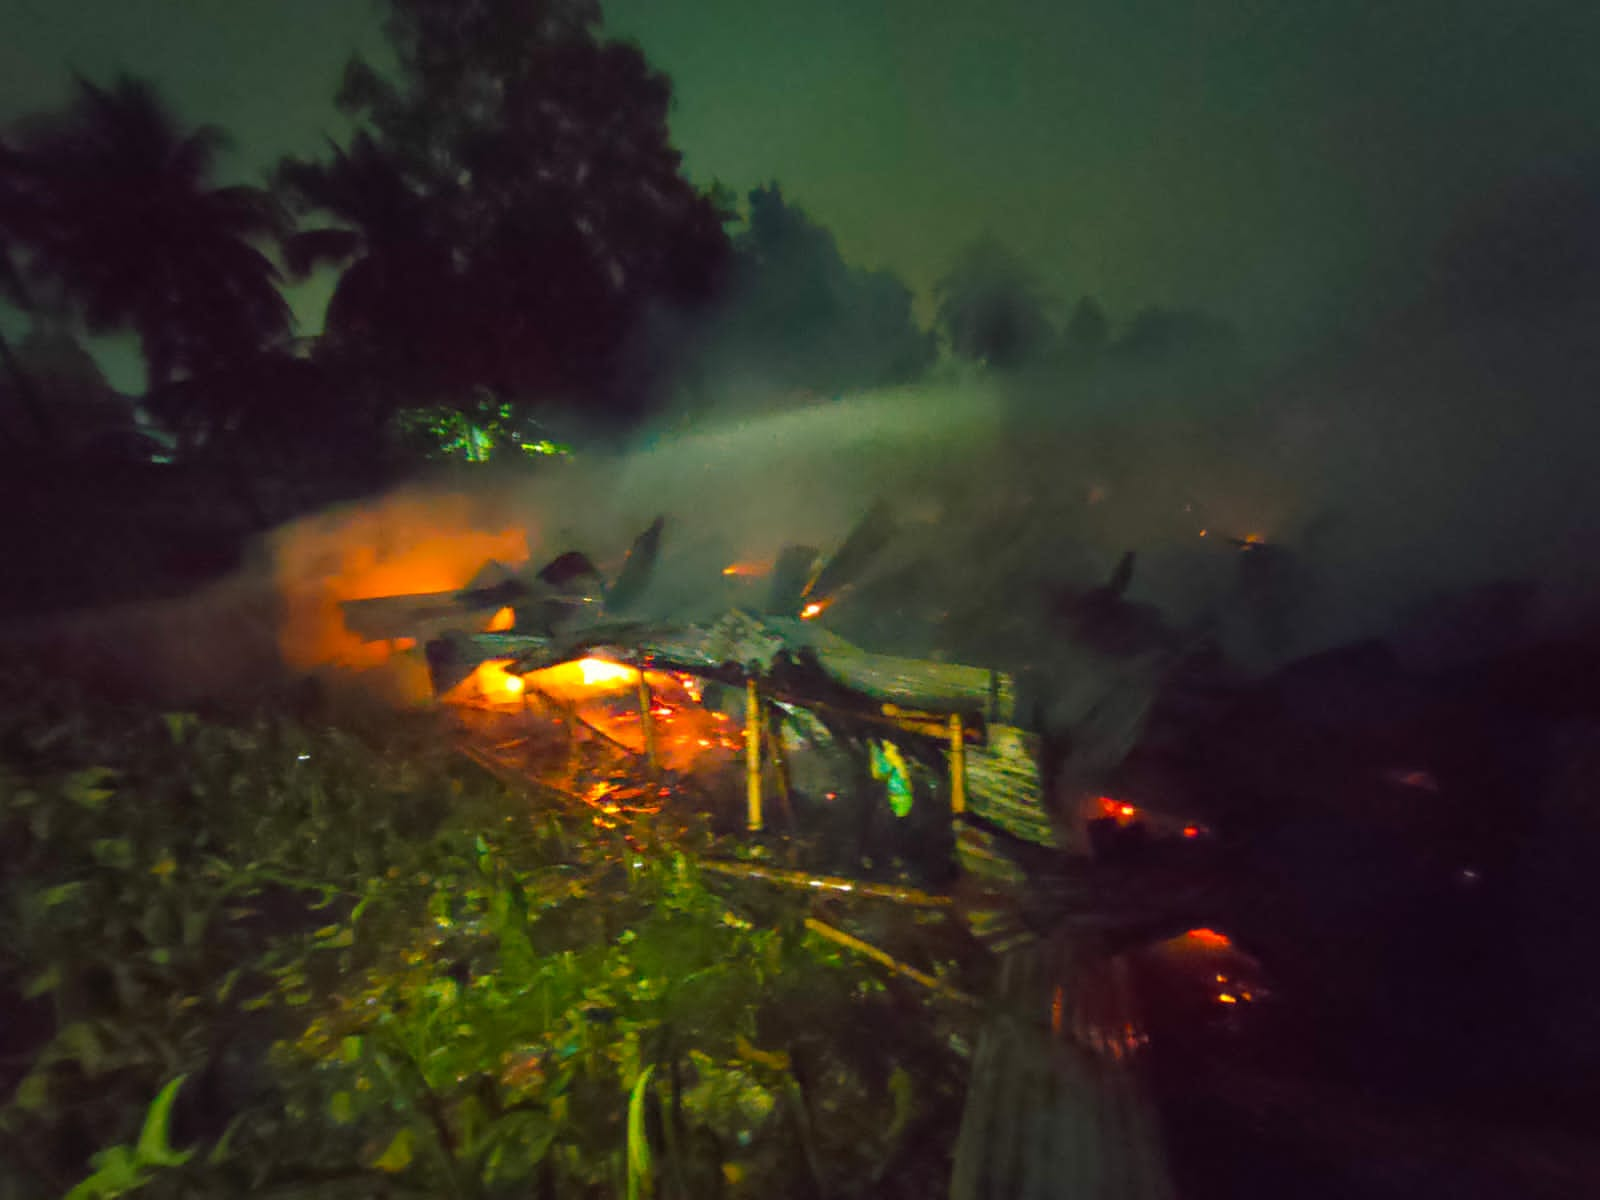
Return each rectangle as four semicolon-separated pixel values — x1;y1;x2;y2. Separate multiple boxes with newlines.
31;170;1600;704
257;284;1600;693
22;301;1600;711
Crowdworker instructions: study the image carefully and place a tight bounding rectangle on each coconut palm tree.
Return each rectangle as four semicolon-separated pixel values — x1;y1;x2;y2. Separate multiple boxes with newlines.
3;76;291;393
0;141;52;443
277;131;461;387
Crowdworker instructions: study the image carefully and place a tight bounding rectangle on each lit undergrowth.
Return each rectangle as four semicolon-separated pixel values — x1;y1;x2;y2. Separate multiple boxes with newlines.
0;671;975;1199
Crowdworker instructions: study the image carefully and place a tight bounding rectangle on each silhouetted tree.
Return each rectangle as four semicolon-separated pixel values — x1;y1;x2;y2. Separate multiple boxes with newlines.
686;183;935;398
0;153;51;443
288;0;730;418
277;131;465;414
2;77;290;392
1112;306;1238;363
935;236;1054;368
1060;296;1109;362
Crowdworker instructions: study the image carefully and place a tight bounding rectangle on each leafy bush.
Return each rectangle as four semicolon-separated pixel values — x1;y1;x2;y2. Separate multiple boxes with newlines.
0;676;973;1198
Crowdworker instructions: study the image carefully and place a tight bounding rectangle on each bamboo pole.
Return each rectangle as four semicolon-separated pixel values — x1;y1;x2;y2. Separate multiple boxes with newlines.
803;917;980;1008
745;676;763;831
949;712;967;816
761;709;797;830
698;859;954;906
636;666;657;774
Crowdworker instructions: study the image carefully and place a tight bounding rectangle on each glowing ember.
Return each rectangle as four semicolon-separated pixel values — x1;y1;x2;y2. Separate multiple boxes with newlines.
1098;796;1138;822
577;657;637;686
721;561;771;577
800;600;829;620
467;659;526;700
485;605;516;632
1184;928;1233;949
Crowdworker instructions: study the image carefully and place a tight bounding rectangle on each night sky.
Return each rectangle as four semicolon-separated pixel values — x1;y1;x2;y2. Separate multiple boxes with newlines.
7;0;1600;388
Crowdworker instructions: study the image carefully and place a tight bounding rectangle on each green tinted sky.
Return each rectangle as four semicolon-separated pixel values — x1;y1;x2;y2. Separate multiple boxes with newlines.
6;0;1600;387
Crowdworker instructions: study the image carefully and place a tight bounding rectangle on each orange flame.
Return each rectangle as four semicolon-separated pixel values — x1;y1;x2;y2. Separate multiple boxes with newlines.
464;659;526;700
800;600;829;620
485;606;516;632
270;492;530;670
721;561;771;578
1098;796;1138;822
577;657;637;686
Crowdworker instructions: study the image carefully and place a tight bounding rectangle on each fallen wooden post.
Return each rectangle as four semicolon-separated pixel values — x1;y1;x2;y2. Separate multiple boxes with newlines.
803;916;980;1008
699;859;954;907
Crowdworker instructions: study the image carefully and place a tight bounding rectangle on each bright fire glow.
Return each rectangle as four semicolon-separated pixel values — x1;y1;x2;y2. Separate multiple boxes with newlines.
578;657;637;686
1184;928;1233;949
800;600;829;620
721;561;771;578
1099;796;1138;821
468;660;526;699
271;493;529;669
485;605;516;632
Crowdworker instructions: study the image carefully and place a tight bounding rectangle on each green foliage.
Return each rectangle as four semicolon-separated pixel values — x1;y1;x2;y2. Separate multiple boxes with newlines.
0;676;972;1198
390;394;573;464
62;1076;193;1200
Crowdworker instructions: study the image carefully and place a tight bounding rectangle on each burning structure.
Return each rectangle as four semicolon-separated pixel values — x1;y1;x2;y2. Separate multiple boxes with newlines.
329;502;1213;896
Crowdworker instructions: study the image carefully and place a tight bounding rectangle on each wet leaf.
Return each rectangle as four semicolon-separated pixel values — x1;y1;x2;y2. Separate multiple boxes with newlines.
12;1072;49;1113
40;881;86;908
626;1065;655;1200
23;965;61;999
162;713;198;744
135;1075;193;1167
91;838;134;870
64;767;117;810
372;1126;415;1172
215;967;242;1002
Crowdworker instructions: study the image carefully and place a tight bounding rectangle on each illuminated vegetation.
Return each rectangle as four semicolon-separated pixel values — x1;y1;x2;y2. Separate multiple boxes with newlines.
0;675;976;1198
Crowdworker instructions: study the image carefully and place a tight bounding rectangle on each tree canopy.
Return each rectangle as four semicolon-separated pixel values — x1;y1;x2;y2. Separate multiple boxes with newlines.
681;183;935;401
935;237;1054;369
1;76;290;391
280;0;732;418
